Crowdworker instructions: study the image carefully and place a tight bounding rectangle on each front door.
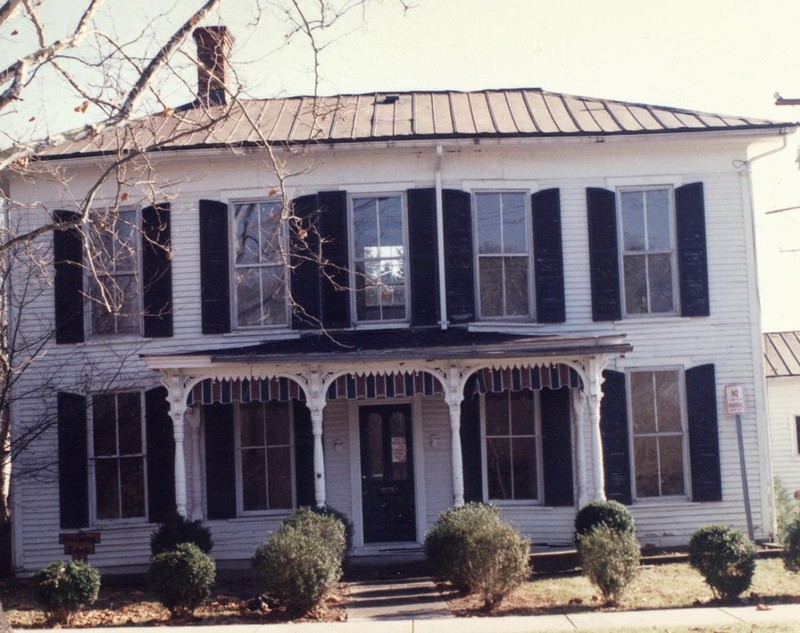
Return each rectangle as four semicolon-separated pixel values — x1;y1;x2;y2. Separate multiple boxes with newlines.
359;404;416;543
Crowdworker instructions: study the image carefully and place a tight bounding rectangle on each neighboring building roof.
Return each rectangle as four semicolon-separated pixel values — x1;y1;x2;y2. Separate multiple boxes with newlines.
764;331;800;378
43;88;796;159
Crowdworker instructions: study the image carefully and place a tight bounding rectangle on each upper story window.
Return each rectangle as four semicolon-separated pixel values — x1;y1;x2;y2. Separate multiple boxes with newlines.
91;392;146;521
629;369;687;499
233;200;288;328
88;208;140;336
237;400;294;512
475;192;530;319
351;195;407;322
484;390;540;501
619;188;676;316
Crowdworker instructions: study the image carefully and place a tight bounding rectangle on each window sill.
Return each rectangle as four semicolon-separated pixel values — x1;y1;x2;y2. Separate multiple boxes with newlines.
468;321;544;332
632;496;692;506
91;517;150;530
353;322;410;331
224;329;298;339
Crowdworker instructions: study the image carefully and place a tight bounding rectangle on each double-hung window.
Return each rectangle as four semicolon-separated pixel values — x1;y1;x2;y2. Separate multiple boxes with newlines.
484;390;540;501
351;195;407;322
238;401;293;512
619;188;676;316
475;192;530;319
88;208;140;335
629;369;687;499
233;200;288;328
91;392;146;520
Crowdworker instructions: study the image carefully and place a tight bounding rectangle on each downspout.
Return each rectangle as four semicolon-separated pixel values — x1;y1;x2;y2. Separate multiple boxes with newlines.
435;145;447;330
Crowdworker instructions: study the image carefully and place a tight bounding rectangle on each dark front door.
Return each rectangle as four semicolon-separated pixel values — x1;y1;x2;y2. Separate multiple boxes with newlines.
359;404;416;543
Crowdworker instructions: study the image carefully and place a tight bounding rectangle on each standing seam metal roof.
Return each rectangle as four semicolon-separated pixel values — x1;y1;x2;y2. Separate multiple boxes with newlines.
764;332;800;378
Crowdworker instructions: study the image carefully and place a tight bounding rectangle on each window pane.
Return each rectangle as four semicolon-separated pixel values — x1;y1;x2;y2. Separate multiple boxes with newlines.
621;191;645;251
634;436;659;497
502;193;527;254
479;258;503;317
265;401;290;446
512;436;537;499
510;390;535;435
236;268;262;327
659;435;685;496
95;459;119;520
631;372;656;434
485;392;509;436
234;203;260;265
504;257;529;316
623;254;648;314
117;393;142;455
93;395;117;456
260;202;283;263
486;437;511;499
476;193;502;254
378;196;403;246
353;198;378;252
242;448;267;511
267;446;292;509
119;456;145;518
260;266;286;325
240;403;264;447
646;189;671;250
654;371;681;432
115;210;138;272
648;254;674;313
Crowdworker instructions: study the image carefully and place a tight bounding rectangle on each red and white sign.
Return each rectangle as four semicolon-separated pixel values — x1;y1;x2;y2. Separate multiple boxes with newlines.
725;384;747;416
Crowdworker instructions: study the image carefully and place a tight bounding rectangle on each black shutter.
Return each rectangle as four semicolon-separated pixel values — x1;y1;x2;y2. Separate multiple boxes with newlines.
58;392;88;529
290;194;322;329
541;387;574;506
460;395;483;503
142;204;173;338
676;182;710;317
532;188;566;323
199;199;231;334
145;387;176;523
407;188;440;326
587;188;622;322
317;191;350;329
293;400;315;507
53;210;84;344
600;370;632;504
443;189;475;323
686;364;722;502
204;403;236;519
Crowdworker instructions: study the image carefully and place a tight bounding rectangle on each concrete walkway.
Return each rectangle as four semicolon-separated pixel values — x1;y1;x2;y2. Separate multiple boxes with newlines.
344;576;451;620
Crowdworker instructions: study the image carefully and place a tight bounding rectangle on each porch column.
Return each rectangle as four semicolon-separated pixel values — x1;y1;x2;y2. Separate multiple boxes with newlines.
187;415;204;520
586;357;609;502
164;373;188;517
308;371;327;508
572;389;590;508
445;366;465;506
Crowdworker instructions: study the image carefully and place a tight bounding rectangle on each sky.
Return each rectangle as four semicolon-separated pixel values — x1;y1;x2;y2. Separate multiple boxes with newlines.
3;0;800;329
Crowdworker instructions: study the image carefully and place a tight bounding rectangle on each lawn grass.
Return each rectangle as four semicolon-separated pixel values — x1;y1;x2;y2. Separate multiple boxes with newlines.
446;558;800;615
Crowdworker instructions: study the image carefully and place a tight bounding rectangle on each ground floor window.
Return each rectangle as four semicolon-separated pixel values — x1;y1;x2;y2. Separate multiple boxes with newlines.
483;390;540;501
629;369;687;498
91;392;146;520
238;400;294;511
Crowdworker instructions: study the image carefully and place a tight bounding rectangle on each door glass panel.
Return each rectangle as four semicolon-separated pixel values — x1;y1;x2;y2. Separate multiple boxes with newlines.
366;413;383;479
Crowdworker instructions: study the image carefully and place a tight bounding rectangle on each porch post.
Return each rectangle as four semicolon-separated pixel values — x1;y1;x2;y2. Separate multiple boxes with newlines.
187;415;204;520
164;373;188;517
308;371;327;508
572;389;590;508
586;357;609;502
445;366;465;506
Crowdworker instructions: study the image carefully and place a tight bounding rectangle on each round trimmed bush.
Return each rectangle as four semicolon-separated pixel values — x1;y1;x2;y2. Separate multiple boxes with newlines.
688;524;756;601
33;560;101;625
783;516;800;573
283;505;352;557
150;512;213;556
148;542;216;616
578;524;640;605
252;520;344;614
424;503;530;610
574;500;635;544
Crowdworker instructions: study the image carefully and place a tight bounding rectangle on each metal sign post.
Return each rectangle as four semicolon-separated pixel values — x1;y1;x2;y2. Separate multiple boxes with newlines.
725;385;754;541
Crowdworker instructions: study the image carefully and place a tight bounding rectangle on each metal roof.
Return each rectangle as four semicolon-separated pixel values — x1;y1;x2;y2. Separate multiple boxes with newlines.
764;331;800;378
43;88;795;159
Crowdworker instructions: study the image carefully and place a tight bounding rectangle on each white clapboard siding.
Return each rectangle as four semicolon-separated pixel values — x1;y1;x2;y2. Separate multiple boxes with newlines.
768;377;800;494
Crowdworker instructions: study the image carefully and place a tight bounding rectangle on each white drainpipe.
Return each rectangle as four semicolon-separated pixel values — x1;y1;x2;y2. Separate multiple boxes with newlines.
435;145;447;330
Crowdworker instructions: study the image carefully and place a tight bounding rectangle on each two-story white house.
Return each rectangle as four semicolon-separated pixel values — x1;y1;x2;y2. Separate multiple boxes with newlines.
5;27;796;573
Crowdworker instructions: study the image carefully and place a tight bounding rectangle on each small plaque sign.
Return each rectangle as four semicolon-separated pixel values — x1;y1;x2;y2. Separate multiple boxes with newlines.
58;531;101;562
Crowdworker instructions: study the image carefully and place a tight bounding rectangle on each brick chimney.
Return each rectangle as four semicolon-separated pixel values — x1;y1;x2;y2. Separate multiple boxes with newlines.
193;26;232;107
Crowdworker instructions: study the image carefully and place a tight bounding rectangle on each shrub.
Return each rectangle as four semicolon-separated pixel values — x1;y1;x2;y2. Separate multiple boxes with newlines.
148;543;216;617
150;512;213;556
578;524;640;605
574;500;635;544
33;560;101;625
783;516;800;573
424;503;530;610
775;478;800;544
283;505;352;558
688;524;756;601
252;520;344;614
